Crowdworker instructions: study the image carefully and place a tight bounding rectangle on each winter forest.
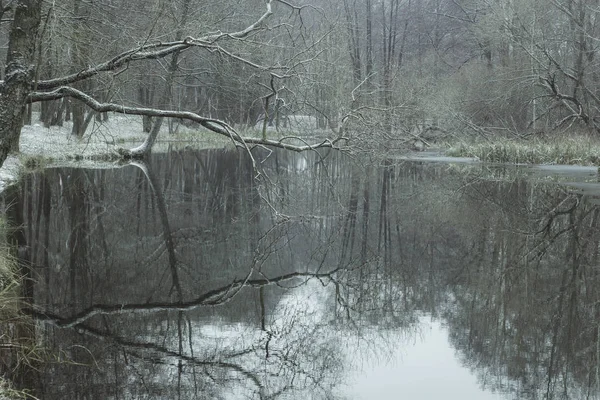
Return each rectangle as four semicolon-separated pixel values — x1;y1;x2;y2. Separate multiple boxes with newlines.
1;0;599;163
2;1;600;400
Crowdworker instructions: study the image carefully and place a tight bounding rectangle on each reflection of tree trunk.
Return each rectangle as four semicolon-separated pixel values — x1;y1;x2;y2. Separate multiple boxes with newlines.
34;269;341;327
87;170;110;260
65;169;91;308
545;206;581;399
359;165;371;312
38;175;52;307
378;160;393;309
564;211;580;384
66;322;265;392
259;286;272;358
340;167;359;267
133;162;182;300
177;311;184;400
378;161;391;257
133;160;188;399
546;267;569;397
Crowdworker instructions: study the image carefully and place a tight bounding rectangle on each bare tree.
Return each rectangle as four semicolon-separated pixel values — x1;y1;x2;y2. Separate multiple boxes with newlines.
0;0;347;169
0;0;43;160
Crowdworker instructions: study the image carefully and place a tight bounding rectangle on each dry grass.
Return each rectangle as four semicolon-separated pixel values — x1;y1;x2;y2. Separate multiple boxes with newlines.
0;234;20;322
446;135;600;165
0;378;36;400
0;220;40;400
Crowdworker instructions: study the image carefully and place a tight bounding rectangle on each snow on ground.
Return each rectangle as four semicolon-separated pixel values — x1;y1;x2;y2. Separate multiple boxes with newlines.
19;113;152;158
0;113;220;192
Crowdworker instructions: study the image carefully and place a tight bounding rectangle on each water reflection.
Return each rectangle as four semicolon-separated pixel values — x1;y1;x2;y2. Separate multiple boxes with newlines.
345;317;505;400
1;148;600;399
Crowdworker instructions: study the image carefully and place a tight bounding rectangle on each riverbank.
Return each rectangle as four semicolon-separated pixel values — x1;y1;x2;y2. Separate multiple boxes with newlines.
0;114;232;192
0;216;36;400
3;118;600;193
445;134;600;166
0;128;596;400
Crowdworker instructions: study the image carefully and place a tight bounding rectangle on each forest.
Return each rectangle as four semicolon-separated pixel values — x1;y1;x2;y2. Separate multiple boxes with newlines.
2;1;600;399
0;0;598;166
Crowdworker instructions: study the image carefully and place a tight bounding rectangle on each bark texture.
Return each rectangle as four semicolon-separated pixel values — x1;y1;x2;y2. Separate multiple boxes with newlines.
0;0;43;167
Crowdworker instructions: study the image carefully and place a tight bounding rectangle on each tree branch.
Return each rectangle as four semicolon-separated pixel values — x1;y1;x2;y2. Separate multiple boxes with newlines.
28;86;347;153
32;0;275;90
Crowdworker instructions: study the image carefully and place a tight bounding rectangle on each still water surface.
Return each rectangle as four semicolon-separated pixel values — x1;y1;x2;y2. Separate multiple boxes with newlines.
3;148;600;399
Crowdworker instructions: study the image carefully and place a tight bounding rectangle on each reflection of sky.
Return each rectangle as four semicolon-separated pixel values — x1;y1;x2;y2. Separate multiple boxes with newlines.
344;318;505;400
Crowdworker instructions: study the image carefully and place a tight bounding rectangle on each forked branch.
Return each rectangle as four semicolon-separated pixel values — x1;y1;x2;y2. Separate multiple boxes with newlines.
33;0;275;90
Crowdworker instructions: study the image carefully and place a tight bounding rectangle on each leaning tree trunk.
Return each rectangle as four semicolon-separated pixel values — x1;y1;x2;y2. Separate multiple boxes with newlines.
0;0;43;167
128;0;191;157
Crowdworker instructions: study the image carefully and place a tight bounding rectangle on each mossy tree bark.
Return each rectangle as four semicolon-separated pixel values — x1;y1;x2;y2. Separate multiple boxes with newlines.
0;0;43;165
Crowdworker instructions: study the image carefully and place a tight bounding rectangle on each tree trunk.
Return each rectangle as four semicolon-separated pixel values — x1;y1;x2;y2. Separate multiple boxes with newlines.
24;103;32;125
70;0;90;137
71;97;86;137
0;0;44;167
366;0;373;80
343;0;363;89
382;0;400;135
128;0;191;157
138;86;154;132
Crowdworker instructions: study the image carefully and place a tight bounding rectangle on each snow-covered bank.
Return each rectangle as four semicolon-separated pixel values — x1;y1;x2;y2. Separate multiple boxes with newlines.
0;114;142;191
18;114;161;159
0;114;225;192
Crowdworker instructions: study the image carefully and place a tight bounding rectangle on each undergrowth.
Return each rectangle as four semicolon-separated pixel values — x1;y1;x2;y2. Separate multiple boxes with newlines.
0;218;40;400
446;135;600;165
18;155;53;172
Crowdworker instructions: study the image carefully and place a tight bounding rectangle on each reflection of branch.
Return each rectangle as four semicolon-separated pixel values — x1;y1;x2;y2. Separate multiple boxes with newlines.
536;196;579;236
73;323;265;391
27;269;342;328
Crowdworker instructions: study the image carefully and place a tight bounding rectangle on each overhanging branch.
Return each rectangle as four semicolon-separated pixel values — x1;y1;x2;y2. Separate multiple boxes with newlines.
34;0;275;90
29;86;347;152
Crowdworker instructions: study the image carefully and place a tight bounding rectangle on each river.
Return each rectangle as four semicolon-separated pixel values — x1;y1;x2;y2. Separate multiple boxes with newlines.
2;147;600;399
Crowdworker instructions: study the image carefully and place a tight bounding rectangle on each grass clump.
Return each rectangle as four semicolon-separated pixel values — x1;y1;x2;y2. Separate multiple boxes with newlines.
0;219;41;400
0;225;20;321
18;155;53;172
0;378;35;400
446;135;600;165
0;246;24;399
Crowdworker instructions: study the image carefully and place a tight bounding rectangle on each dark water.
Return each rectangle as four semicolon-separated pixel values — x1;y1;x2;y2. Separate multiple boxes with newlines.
2;148;600;399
